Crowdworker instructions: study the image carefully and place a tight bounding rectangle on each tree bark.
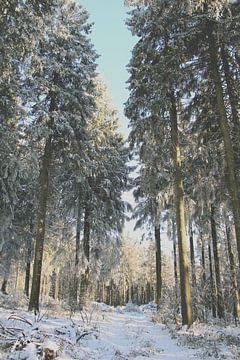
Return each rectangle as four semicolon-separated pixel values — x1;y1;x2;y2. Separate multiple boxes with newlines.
1;278;8;294
28;135;52;312
172;217;178;289
225;221;240;320
208;240;217;318
80;202;91;307
169;90;193;326
189;221;196;289
207;29;240;269
200;232;206;285
24;244;32;297
210;204;225;319
155;225;162;309
72;192;81;305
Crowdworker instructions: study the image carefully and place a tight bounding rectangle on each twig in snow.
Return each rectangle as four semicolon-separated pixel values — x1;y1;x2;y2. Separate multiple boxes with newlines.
8;314;32;326
76;331;92;343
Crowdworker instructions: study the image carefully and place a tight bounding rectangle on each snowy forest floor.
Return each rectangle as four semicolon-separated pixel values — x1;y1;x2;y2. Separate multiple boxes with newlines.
0;298;239;359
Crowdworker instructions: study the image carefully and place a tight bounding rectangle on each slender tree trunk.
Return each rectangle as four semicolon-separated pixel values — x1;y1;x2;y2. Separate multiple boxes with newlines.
172;217;179;321
54;271;59;301
122;278;126;305
210;204;225;319
172;217;178;288
80;202;91;307
109;279;114;306
189;221;196;289
208;30;240;269
200;232;206;285
169;91;192;326
146;281;151;304
73;192;81;305
155;225;162;309
83;202;90;263
102;282;106;303
28;136;52;312
208;240;216;318
128;271;133;302
1;258;11;295
1;278;8;294
225;221;240;320
24;244;32;297
15;261;19;291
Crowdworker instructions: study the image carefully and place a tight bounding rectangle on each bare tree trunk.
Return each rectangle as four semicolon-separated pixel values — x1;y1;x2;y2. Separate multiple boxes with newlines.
155;224;162;309
80;202;91;307
210;204;225;319
28;135;52;312
172;218;178;290
146;282;151;304
1;258;12;294
189;221;196;289
24;244;32;297
72;192;81;305
208;240;217;318
200;232;206;285
15;261;19;291
1;278;8;294
54;271;59;301
169;90;192;326
225;220;240;320
102;282;106;303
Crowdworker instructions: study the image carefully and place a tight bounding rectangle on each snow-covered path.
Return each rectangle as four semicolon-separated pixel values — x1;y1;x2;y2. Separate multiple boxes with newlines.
4;305;236;359
77;311;198;360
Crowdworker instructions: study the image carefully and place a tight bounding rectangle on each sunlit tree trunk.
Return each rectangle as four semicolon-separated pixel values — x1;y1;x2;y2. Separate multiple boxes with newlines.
172;218;178;290
169;90;192;326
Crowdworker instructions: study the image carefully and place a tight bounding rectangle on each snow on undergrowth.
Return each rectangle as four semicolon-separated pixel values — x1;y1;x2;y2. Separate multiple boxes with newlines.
151;309;240;360
0;291;28;310
0;303;100;360
0;299;240;359
176;321;240;359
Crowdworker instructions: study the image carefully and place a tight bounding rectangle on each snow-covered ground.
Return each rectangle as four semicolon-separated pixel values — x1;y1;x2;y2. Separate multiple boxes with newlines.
0;302;239;359
77;311;198;359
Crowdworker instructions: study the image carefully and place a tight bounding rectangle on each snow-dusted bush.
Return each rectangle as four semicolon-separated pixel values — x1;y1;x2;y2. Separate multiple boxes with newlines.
0;292;28;310
91;302;114;313
123;302;140;313
139;302;157;313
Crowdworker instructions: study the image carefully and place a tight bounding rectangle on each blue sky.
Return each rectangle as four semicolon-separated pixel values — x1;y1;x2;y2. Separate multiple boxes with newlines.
75;1;173;254
77;0;136;137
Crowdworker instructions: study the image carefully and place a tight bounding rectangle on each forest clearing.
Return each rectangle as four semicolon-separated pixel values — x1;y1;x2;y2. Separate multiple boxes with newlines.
1;0;240;359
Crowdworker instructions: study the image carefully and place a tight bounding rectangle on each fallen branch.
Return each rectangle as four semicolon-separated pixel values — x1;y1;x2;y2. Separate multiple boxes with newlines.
76;331;92;343
8;315;32;326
